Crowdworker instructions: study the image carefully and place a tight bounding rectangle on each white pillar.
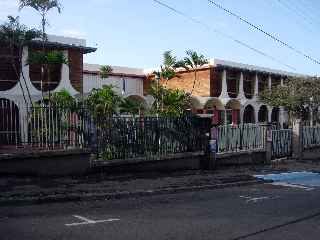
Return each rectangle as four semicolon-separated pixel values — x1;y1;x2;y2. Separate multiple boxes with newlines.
238;72;245;99
279;107;285;128
254;106;259;123
268;107;273;123
240;107;244;124
220;69;229;98
254;73;259;98
280;77;284;87
268;75;272;90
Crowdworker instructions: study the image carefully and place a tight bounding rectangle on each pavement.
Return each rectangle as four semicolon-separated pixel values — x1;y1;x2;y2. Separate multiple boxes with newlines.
1;181;320;239
1;158;320;206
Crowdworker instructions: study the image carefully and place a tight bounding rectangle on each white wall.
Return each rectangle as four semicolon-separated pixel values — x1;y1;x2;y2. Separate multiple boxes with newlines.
83;73;144;97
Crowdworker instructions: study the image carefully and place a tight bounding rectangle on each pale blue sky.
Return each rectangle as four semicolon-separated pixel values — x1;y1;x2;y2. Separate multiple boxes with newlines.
1;0;320;75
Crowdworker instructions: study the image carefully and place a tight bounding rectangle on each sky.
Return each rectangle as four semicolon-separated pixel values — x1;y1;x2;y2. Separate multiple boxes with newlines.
1;0;320;76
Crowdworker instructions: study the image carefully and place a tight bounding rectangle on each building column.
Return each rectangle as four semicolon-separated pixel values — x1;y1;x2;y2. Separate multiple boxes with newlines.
268;75;272;90
240;107;244;124
238;72;245;99
254;106;259;123
254;73;259;98
220;69;229;98
268;107;273;123
280;77;284;87
279;107;285;128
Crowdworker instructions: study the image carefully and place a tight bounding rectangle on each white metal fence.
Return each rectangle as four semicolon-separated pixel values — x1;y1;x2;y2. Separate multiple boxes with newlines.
0;102;91;151
302;126;320;149
213;124;267;153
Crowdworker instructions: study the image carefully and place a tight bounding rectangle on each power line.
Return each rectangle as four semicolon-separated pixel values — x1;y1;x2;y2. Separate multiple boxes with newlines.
277;0;315;28
152;0;296;71
207;0;320;66
272;0;315;36
285;0;320;25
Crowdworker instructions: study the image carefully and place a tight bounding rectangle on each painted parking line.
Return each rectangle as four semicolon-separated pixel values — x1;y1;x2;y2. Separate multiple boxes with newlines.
240;195;279;203
269;182;315;191
65;215;120;227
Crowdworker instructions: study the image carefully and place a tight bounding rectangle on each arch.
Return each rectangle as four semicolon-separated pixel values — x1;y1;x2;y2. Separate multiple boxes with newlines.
225;99;241;125
125;95;148;113
258;105;268;123
225;99;241;110
271;107;280;124
0;45;20;91
190;96;202;110
0;98;20;145
204;98;225;111
29;48;62;92
243;104;255;123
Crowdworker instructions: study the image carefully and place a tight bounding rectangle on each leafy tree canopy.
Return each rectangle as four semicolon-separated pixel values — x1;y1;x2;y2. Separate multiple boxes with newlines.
259;76;320;122
85;85;122;118
149;82;191;116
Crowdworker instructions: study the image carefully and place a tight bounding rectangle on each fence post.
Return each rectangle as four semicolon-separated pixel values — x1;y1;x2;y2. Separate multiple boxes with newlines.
292;119;302;161
265;124;272;164
202;126;217;170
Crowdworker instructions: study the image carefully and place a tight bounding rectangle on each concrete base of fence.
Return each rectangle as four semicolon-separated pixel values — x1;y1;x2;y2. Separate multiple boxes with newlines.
92;152;206;173
91;149;267;173
216;149;267;166
302;147;320;160
0;149;91;176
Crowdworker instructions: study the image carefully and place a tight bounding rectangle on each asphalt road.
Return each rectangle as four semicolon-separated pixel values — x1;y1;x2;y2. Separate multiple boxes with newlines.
1;183;320;240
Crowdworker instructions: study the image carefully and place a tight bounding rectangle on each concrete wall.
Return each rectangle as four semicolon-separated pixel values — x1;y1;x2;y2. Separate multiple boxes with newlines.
302;147;320;160
0;150;91;176
83;73;144;97
216;150;267;166
91;152;204;173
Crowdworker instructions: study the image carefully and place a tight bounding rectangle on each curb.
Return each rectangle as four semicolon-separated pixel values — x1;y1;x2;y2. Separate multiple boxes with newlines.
0;179;270;207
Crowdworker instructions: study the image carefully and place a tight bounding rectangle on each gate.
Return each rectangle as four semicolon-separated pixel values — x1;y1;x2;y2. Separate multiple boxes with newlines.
271;129;292;159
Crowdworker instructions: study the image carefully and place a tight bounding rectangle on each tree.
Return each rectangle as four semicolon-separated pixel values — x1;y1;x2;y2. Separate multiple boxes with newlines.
153;51;181;112
50;89;76;110
19;0;61;43
85;85;122;118
100;65;113;78
149;82;191;117
120;97;145;116
259;76;320;125
177;50;209;94
0;16;41;105
19;0;62;99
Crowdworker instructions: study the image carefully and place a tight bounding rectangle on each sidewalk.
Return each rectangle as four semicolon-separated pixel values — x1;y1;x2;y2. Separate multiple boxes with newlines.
1;159;320;206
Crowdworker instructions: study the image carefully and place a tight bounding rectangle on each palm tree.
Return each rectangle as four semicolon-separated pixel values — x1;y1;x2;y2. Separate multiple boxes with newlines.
19;0;61;44
179;50;208;95
19;0;62;99
153;51;180;112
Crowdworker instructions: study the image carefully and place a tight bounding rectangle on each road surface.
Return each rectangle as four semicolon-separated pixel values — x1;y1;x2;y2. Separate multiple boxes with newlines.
1;182;320;240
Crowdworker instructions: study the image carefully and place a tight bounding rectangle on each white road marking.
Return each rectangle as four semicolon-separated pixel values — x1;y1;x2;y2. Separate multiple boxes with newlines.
65;215;120;227
270;182;314;191
239;195;279;203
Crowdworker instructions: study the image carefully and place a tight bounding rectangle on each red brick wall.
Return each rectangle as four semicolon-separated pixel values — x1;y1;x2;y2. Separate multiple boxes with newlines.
68;49;83;93
159;68;211;96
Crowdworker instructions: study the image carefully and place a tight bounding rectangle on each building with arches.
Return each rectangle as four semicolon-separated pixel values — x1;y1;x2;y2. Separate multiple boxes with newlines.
0;35;96;147
144;58;308;126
